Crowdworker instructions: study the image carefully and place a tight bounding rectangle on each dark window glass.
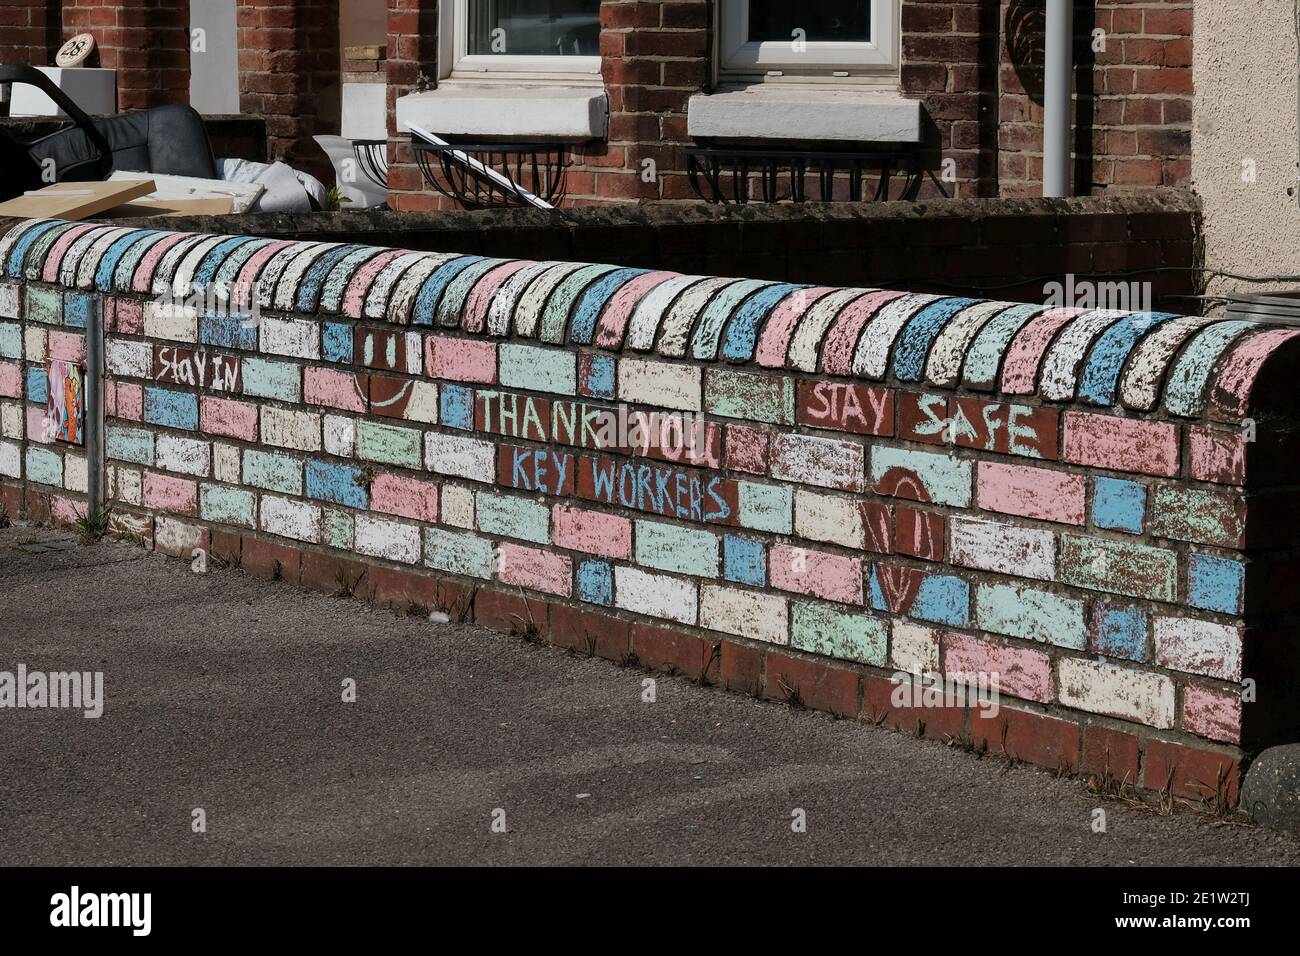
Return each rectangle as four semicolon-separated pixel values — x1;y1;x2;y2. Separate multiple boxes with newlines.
747;1;871;43
467;1;601;56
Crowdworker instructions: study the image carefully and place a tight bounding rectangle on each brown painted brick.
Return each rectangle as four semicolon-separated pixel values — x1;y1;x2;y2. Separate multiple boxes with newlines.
766;652;860;718
1142;740;1242;805
1082;724;1142;787
973;707;1082;773
550;603;631;662
241;535;302;584
632;622;720;683
720;640;765;696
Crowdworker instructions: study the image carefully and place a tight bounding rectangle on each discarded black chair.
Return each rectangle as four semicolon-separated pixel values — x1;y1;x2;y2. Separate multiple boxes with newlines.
0;64;218;202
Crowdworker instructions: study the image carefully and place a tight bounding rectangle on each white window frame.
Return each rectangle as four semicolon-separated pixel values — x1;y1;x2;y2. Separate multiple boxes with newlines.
439;0;602;83
718;0;898;79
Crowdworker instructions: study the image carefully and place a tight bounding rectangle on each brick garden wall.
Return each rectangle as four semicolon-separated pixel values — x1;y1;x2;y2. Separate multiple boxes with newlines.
3;216;1295;805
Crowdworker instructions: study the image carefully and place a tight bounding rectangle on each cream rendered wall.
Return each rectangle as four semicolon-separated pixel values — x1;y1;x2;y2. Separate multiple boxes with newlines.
1193;0;1300;303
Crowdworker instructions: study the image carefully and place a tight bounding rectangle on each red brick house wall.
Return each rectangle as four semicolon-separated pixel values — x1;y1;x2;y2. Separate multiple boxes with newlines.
0;0;63;72
60;0;192;111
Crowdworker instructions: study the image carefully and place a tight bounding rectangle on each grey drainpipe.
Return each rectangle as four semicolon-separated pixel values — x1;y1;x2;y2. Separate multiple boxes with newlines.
1043;0;1074;197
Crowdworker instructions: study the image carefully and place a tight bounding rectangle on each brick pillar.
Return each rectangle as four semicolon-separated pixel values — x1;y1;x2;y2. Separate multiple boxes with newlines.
0;0;63;70
61;0;191;111
385;0;440;211
237;0;340;182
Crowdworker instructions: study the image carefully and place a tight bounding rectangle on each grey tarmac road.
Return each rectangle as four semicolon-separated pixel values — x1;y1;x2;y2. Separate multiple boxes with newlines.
1;524;1297;867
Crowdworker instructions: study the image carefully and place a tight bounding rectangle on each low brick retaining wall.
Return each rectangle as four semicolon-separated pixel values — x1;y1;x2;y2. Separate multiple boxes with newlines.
1;217;1295;806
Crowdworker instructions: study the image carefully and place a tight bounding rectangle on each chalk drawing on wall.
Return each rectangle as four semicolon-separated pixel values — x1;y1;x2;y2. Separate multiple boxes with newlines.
46;360;85;446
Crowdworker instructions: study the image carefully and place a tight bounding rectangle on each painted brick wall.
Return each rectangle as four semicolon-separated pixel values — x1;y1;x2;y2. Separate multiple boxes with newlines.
4;216;1295;805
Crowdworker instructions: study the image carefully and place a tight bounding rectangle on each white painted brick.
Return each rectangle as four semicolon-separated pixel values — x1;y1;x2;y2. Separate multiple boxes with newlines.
25;327;47;362
1154;617;1242;682
260;494;322;543
425;432;495;483
143;302;198;343
618;357;701;411
212;443;241;484
0;440;19;478
106;339;151;378
771;433;865;491
401;381;439;424
614;566;698;625
63;453;88;493
1057;658;1174;729
441;483;475;529
355;513;421;564
0;402;21;438
323;415;355;458
261;406;322;451
700;585;788;644
403;332;423;374
949;516;1056;581
156;434;211;477
110;465;142;505
0;282;17;319
794;489;864;549
259;316;320;359
155;516;204;554
890;621;940;674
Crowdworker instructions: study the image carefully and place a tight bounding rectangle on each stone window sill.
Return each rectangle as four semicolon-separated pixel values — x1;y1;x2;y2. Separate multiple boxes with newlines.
687;86;922;144
394;84;608;141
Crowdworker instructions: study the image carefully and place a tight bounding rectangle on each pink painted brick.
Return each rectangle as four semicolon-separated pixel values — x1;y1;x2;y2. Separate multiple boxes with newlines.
142;471;198;515
724;423;770;475
1062;411;1179;478
26;405;48;444
1189;426;1246;485
943;632;1052;704
769;543;863;605
370;473;439;524
105;385;117;417
426;334;496;384
977;461;1085;525
48;331;86;363
116;383;143;422
496;542;572;597
304;366;367;413
109;298;144;335
50;495;84;526
200;396;258;441
0;361;19;399
552;504;632;559
1181;684;1243;744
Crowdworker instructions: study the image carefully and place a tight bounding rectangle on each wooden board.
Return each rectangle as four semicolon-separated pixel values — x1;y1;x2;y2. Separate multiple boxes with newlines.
0;179;156;220
108;171;264;214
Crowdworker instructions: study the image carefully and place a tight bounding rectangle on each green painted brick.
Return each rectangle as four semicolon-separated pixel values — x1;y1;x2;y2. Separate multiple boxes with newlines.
738;481;792;534
870;445;972;507
424;526;495;579
242;449;303;495
0;322;20;359
635;520;720;577
199;483;256;528
477;492;550;545
106;426;155;466
975;582;1086;649
355;420;423;468
704;369;794;425
1060;535;1177;603
24;446;62;486
242;357;301;402
323;509;354;549
24;286;61;325
499;343;576;395
1147;486;1246;548
791;602;887;666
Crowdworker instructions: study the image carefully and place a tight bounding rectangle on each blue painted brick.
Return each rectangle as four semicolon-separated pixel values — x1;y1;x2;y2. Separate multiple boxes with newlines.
1188;554;1245;614
1093;477;1146;534
440;383;475;430
1090;602;1149;662
577;559;613;606
582;354;616;399
63;293;94;329
144;387;199;430
306;459;368;509
323;322;354;364
26;367;47;404
870;568;969;627
199;314;258;351
723;535;766;586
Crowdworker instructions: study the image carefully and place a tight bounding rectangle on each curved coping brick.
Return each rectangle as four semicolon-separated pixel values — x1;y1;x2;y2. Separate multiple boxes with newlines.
5;217;1298;421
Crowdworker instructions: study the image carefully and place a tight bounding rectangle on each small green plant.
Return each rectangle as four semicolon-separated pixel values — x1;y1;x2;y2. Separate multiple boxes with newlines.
322;186;354;212
75;503;113;545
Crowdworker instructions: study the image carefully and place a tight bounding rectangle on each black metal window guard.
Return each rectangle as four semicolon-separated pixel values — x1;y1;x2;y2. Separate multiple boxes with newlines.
685;146;922;204
351;140;389;190
409;137;569;209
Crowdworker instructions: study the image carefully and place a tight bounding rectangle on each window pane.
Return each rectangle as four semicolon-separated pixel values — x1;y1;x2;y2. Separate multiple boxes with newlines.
747;1;871;43
467;1;601;56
